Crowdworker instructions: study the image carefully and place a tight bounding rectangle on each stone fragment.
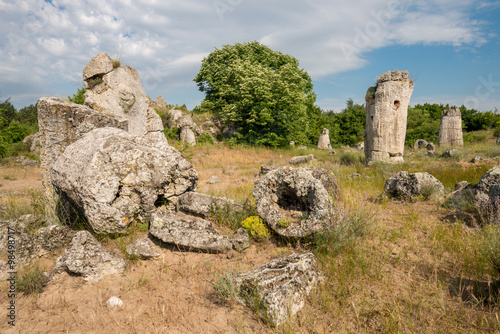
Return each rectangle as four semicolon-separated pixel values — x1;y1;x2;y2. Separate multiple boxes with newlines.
51;127;198;234
107;296;124;308
289;154;315;165
14;156;38;167
317;128;332;150
149;211;232;253
383;171;444;201
37;225;75;252
154;95;168;108
83;52;114;81
258;165;276;177
54;231;126;282
230;227;250;252
297;146;307;150
364;70;414;163
178;191;244;219
455;181;469;191
470;155;489;163
125;237;161;259
22;132;41;153
206;176;221;184
233;252;323;327
438;108;463;147
441;149;458;158
253;167;330;238
180;127;196;146
308;167;340;199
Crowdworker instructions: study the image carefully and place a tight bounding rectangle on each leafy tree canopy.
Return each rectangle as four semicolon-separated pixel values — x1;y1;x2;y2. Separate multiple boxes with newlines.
194;41;317;147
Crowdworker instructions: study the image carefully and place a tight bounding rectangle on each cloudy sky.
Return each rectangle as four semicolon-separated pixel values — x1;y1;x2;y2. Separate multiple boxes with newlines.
1;0;499;112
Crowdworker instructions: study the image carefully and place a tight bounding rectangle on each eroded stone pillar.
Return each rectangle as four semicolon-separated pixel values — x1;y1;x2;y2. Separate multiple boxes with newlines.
364;70;414;164
438;108;463;147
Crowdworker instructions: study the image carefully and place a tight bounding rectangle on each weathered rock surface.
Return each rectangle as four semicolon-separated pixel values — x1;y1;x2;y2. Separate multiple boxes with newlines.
449;166;500;207
37;97;128;207
308;167;340;199
470;155;489;163
383;171;444;201
206;176;221;184
83;52;114;81
22;132;41;153
154;95;168;108
317;128;332;150
15;156;38;167
180;127;196;146
413;139;428;150
0;220;39;280
441;149;458;158
259;165;276;177
37;225;75;252
289;154;315;165
178;191;244;219
364;70;414;163
149;211;232;253
54;231;126;282
83;53;165;144
125;237;161;259
230;227;250;252
51;127;198;234
438;108;463;147
233;252;324;327
253;167;330;238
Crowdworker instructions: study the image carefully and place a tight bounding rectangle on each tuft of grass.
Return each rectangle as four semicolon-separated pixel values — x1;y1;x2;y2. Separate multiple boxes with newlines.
213;272;240;303
87;76;103;88
3;175;17;180
112;57;122;68
17;263;49;295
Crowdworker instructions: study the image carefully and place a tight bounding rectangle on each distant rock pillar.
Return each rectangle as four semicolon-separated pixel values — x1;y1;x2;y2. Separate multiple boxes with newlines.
438;108;463;146
364;70;414;164
317;128;332;150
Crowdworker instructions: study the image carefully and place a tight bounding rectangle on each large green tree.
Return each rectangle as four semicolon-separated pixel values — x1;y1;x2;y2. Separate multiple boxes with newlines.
194;41;317;147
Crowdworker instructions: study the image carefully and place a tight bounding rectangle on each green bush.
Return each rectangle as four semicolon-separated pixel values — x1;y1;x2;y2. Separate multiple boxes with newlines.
17;263;49;295
163;127;179;140
68;87;86;105
339;151;363;165
213;273;239;302
198;133;215;144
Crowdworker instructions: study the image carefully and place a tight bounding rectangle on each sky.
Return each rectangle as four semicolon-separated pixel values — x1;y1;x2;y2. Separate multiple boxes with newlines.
0;0;499;113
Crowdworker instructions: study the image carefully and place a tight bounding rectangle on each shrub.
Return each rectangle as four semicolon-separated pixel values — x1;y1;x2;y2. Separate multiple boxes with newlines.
198;133;215;144
0;138;7;158
17;263;49;295
68;87;86;105
241;216;269;240
213;273;239;302
163;126;179;140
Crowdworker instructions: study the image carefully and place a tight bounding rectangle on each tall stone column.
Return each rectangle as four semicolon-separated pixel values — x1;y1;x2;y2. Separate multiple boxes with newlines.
364;70;414;164
438;108;463;146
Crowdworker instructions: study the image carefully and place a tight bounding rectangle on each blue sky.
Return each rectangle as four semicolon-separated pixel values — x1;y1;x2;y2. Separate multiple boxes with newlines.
0;0;499;112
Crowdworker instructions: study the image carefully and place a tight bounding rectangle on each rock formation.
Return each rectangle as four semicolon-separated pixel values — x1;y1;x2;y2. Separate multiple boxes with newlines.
253;167;330;238
54;231;126;282
154;95;168;108
233;252;324;327
289;154;315;165
438;108;463;147
383;171;444;201
448;166;500;208
50;127;198;234
22;132;41;153
177;192;244;219
364;70;414;163
125;237;161;259
317;128;332;150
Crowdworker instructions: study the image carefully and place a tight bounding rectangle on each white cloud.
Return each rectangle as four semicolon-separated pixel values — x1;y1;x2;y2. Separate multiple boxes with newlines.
0;0;493;109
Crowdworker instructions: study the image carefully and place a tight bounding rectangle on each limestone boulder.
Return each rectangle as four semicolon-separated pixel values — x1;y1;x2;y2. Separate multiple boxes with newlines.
37;225;75;253
54;231;126;282
166;109;185;128
308;167;340;199
317;128;332;150
51;127;198;234
364;70;414;163
37;97;128;206
83;52;114;81
383;171;444;201
125;237;161;259
253;167;331;238
180;127;196;146
230;227;250;252
154;95;168;108
233;252;323;327
449;166;500;207
289;154;315;165
178;192;244;219
438;108;463;147
149;211;232;253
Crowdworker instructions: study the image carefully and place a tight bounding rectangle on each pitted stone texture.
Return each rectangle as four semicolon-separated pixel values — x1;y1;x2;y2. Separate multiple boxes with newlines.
233;252;323;327
450;166;500;206
54;231;126;282
230;227;250;252
317;128;332;150
125;237;161;259
364;70;414;163
83;55;165;143
50;127;198;234
289;154;315;165
308;167;340;199
253;167;330;238
83;52;114;81
0;220;39;280
37;97;128;206
178;191;244;219
37;225;75;252
383;171;444;201
438;108;463;147
154;95;168;108
149;211;232;253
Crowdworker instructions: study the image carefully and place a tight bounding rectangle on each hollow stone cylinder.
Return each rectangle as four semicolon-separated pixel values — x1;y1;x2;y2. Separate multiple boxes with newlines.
364;70;414;164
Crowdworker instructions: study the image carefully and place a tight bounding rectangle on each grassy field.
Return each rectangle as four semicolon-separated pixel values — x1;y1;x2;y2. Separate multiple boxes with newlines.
1;133;500;333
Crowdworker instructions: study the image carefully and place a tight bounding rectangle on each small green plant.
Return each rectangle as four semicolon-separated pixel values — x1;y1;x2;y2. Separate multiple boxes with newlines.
241;216;269;240
87;77;103;88
163;126;180;140
3;175;17;180
112;57;122;68
277;217;292;228
214;273;240;302
210;201;255;230
17;263;49;295
198;133;215;144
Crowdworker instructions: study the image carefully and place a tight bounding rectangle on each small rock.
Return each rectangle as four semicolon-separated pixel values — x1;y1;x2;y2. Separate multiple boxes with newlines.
297;146;307;150
230;227;250;252
206;176;221;184
441;149;457;158
455;181;469;191
125;237;161;259
350;173;361;178
289;154;315;165
37;225;75;252
470;155;488;163
328;150;337;155
383;171;444;201
107;296;124;309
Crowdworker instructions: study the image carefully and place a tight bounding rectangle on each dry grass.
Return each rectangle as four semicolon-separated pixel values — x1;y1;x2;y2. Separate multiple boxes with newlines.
1;140;500;333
